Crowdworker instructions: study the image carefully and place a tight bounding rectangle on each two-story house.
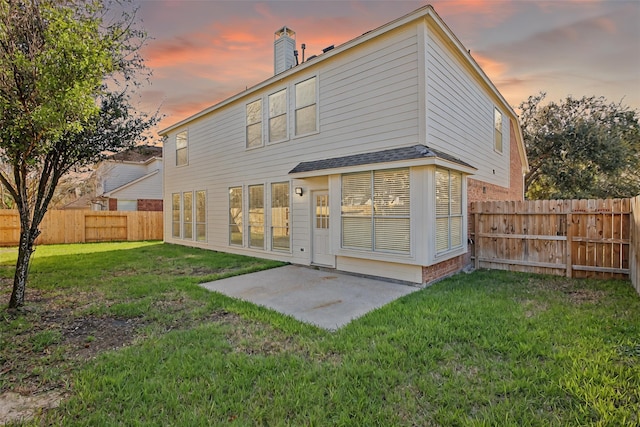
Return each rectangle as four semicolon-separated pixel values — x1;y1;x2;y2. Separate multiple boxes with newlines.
159;5;528;285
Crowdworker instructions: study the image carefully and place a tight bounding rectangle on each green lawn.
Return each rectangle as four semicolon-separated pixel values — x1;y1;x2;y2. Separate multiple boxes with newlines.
1;242;639;426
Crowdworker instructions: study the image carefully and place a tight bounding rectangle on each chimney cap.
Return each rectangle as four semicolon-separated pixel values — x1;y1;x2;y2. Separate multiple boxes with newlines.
275;26;295;40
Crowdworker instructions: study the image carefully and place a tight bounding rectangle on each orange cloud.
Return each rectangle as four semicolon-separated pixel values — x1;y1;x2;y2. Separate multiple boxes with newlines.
472;52;508;81
594;17;616;34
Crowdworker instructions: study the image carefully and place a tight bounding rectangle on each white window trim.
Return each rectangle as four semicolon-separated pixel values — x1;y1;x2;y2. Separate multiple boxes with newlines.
171;193;181;239
245;98;264;150
248;184;266;250
293;75;319;138
176;130;189;167
267;88;289;144
270;181;292;253
435;168;464;256
229;186;244;246
183;190;194;240
195;190;207;243
494;107;503;154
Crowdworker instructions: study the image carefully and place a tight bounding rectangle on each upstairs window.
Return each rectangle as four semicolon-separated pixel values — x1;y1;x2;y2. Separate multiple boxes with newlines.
176;131;188;166
494;108;503;153
436;169;463;254
268;89;287;142
295;77;317;135
246;100;262;149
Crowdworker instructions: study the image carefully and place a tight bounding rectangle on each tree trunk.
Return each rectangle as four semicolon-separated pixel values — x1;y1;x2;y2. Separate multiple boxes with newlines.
8;218;38;309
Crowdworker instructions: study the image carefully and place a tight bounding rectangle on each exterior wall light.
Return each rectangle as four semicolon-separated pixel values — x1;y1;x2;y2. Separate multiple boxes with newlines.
295;187;303;196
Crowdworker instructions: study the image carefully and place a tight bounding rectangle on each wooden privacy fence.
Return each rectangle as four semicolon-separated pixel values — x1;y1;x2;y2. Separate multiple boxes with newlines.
631;196;640;295
470;198;636;281
0;210;163;246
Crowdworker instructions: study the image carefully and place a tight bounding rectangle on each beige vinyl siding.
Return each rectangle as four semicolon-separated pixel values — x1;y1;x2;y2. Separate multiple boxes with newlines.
100;163;147;193
336;256;422;284
425;22;509;188
109;171;162;200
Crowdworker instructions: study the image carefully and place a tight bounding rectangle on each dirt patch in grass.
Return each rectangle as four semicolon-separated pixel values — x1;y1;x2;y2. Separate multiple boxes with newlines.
526;277;607;305
0;391;64;426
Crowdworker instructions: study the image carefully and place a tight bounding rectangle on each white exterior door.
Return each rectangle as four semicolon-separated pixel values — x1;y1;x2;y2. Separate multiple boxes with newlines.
312;191;334;266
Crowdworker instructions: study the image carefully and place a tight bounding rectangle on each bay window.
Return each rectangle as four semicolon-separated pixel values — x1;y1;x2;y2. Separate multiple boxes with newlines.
436;169;463;253
341;168;410;253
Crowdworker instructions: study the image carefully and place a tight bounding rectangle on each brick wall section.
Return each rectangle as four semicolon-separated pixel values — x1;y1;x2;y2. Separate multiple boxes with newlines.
137;199;163;211
108;198;117;211
422;254;467;284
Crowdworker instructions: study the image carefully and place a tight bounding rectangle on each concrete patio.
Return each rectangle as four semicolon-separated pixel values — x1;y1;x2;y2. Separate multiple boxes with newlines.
200;265;420;330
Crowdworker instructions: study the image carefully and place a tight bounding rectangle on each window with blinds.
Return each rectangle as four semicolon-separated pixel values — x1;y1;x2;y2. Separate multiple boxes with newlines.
248;185;265;249
271;182;290;251
341;168;410;253
435;168;463;253
229;187;243;246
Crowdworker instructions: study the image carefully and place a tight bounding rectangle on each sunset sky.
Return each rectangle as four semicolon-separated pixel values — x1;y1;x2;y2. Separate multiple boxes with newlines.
131;0;640;136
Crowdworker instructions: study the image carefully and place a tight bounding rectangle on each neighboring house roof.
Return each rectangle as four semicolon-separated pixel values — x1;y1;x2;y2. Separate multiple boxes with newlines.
157;5;528;174
103;169;160;197
61;193;93;210
109;145;162;162
289;145;476;176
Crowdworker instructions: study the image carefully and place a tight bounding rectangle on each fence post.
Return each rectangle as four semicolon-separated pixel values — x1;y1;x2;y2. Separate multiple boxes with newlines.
474;209;480;270
566;212;573;277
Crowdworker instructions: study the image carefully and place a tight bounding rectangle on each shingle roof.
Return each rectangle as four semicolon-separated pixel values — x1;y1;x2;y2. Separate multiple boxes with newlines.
288;145;475;174
109;145;162;162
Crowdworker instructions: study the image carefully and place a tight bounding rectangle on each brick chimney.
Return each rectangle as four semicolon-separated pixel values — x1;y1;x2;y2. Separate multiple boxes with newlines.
274;27;296;75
